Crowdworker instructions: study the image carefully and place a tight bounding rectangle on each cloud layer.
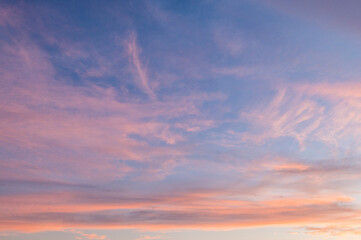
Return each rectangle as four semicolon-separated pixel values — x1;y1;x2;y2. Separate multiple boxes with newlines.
1;1;361;239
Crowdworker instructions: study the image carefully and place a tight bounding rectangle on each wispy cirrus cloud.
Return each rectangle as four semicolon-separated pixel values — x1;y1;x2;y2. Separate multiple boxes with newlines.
0;16;223;182
2;1;361;239
239;82;361;153
0;3;230;199
125;32;156;100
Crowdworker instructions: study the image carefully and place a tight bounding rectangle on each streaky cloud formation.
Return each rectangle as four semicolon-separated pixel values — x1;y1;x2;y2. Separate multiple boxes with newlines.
241;82;361;151
125;32;156;100
70;230;107;240
1;1;361;240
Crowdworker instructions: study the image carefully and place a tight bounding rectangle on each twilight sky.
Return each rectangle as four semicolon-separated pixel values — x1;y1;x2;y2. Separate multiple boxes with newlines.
1;1;361;240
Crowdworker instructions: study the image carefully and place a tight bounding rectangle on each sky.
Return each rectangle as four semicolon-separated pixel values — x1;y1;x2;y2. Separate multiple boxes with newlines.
1;0;361;240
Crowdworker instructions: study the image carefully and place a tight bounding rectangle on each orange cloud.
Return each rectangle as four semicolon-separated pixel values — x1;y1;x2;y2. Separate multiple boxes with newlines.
305;225;361;236
70;230;107;240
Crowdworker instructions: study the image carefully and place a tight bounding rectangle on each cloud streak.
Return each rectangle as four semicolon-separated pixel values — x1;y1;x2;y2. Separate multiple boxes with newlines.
126;32;156;100
239;82;361;154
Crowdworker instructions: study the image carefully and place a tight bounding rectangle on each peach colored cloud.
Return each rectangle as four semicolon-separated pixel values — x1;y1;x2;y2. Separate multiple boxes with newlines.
70;230;107;240
136;235;165;240
1;157;360;233
0;193;358;232
239;82;361;153
305;225;361;236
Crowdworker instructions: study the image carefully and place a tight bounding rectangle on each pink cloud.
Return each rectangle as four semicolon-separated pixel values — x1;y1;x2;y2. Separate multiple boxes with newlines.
239;82;361;152
0;5;22;27
0;192;358;232
125;32;156;100
0;21;224;182
1;153;360;233
240;87;324;147
2;3;361;238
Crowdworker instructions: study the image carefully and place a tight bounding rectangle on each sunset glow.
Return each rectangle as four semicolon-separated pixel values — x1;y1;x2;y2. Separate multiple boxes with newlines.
1;1;361;240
